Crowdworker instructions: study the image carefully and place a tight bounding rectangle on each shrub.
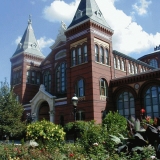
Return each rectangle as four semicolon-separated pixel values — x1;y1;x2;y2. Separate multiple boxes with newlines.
26;120;65;147
103;111;127;136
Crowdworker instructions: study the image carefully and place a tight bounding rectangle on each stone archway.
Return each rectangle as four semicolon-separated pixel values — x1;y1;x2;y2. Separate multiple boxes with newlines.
30;85;56;122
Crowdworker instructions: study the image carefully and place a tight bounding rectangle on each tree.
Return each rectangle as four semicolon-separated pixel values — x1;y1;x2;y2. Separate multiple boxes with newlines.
0;80;26;139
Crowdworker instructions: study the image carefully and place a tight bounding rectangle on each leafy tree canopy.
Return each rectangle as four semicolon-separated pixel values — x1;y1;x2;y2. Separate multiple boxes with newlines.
0;80;25;138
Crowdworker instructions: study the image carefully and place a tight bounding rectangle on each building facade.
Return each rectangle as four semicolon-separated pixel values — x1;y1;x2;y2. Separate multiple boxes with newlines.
10;0;160;124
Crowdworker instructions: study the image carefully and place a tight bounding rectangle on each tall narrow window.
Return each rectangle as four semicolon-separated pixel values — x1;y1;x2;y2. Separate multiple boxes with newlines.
43;71;51;93
72;49;76;66
117;59;120;69
114;58;117;68
100;78;107;96
76;111;85;120
95;45;99;62
78;47;82;64
122;60;125;71
56;63;67;93
27;70;30;83
145;86;160;118
36;72;40;85
117;92;135;118
132;64;135;74
84;45;87;62
106;49;109;65
100;47;104;64
128;63;131;73
31;71;35;84
135;66;138;74
76;79;84;97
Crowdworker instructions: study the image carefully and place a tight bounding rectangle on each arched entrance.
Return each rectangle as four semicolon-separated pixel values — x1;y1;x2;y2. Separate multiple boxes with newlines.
30;85;56;123
38;101;50;121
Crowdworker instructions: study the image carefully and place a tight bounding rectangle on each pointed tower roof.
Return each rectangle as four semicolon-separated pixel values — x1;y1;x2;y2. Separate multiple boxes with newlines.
68;0;112;30
12;16;45;58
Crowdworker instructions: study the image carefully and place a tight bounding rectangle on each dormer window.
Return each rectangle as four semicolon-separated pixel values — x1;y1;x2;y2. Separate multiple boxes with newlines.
95;10;102;17
75;10;83;20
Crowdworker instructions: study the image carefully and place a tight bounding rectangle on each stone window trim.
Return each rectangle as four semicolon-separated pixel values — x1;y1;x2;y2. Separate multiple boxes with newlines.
71;43;88;67
95;43;110;65
99;78;108;97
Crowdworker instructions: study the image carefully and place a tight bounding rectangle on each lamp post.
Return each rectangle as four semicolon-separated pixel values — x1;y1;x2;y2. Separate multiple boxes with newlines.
72;94;78;142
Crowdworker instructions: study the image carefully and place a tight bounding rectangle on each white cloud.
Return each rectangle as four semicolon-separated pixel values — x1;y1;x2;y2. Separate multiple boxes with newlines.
15;36;21;45
43;0;80;22
42;0;160;55
132;0;152;16
37;37;54;50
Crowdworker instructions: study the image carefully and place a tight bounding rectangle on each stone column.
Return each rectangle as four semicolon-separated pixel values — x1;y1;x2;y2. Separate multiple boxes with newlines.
49;110;55;123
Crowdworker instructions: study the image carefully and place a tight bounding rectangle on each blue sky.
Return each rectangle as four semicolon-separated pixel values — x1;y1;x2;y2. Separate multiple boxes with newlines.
0;0;160;83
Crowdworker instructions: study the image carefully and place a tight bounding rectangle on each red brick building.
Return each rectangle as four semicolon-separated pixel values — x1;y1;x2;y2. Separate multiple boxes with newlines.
10;0;160;124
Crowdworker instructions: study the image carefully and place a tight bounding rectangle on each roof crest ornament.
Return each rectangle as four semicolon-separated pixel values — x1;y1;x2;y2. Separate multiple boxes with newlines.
28;15;32;24
58;21;67;36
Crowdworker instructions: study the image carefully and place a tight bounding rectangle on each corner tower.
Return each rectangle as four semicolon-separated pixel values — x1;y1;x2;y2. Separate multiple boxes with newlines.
65;0;114;123
10;16;45;107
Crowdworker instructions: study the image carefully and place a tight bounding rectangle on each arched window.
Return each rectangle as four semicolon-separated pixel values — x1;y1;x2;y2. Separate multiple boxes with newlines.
75;79;84;97
84;45;87;62
149;59;158;68
135;66;138;74
106;49;109;65
122;60;125;71
128;63;131;73
117;91;135;118
100;47;104;64
77;47;82;64
56;63;67;93
27;70;40;85
114;57;117;68
95;45;99;62
100;78;107;96
132;64;134;74
144;86;160;118
117;59;120;69
71;49;76;66
43;71;51;93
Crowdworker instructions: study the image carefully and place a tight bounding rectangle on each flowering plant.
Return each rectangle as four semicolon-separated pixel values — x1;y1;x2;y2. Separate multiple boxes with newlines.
26;120;65;146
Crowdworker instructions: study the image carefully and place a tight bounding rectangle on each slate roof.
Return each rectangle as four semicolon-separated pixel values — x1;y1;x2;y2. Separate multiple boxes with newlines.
12;17;45;58
68;0;112;30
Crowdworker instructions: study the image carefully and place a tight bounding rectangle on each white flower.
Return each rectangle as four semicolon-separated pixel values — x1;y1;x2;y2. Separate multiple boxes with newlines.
93;143;98;146
150;155;156;159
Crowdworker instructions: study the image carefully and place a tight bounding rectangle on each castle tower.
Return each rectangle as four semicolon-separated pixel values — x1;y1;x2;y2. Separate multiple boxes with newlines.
10;16;45;109
65;0;114;123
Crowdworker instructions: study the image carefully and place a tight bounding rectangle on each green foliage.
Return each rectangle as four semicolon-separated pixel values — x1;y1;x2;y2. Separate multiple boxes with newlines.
26;120;65;146
102;111;127;136
0;80;26;138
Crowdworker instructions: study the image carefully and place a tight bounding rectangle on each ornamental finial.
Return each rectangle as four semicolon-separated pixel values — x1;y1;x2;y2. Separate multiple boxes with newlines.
28;15;32;24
